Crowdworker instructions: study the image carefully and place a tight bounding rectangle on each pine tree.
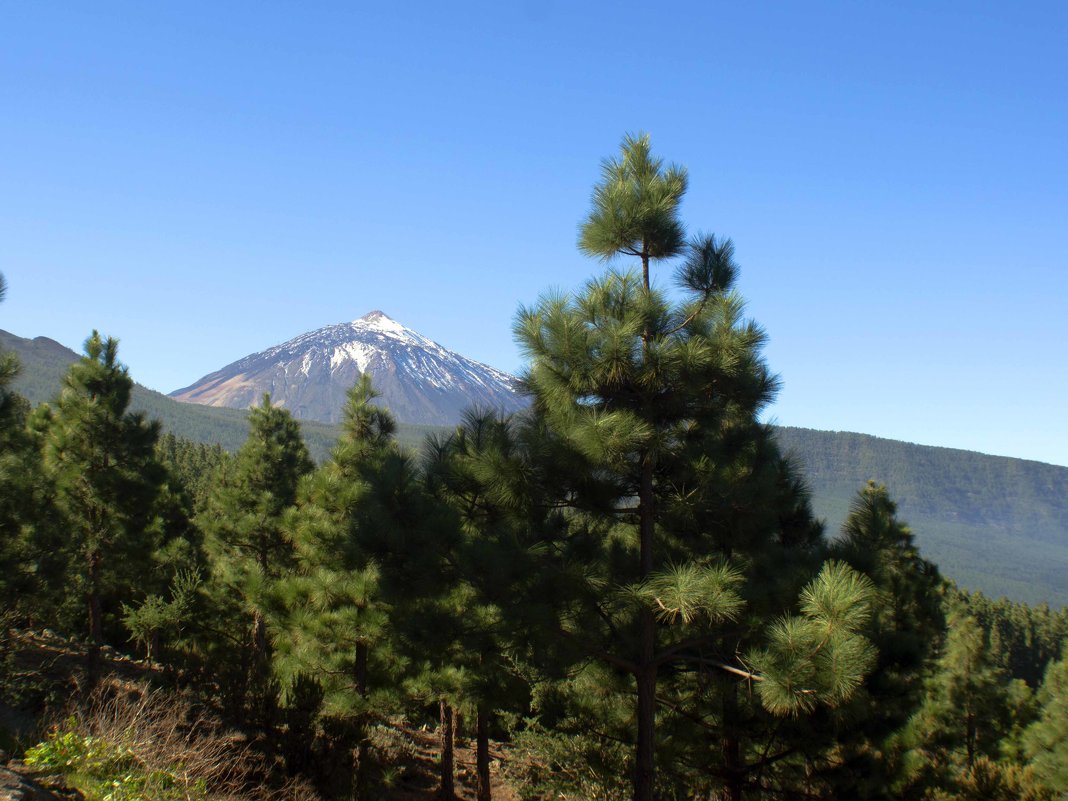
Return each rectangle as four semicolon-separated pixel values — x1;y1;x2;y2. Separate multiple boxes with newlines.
0;272;28;605
0;272;57;617
1024;653;1068;792
956;591;1068;689
926;757;1055;801
515;134;877;801
156;432;229;512
818;482;946;798
35;331;168;677
199;393;312;718
277;376;453;798
424;410;548;801
0;275;69;629
903;610;1030;797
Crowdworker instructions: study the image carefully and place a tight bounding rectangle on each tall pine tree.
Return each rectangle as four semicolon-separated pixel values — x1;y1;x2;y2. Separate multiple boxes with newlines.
424;410;550;801
35;331;168;678
199;393;313;718
0;272;60;618
277;376;453;798
1024;652;1068;793
816;482;946;799
515;134;876;801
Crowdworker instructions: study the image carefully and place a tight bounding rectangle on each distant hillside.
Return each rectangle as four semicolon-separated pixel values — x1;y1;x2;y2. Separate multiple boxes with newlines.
3;328;1066;607
0;329;437;459
775;427;1068;607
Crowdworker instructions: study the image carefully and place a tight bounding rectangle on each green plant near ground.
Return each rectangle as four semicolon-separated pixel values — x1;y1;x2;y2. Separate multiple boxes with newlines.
25;686;319;801
26;718;207;800
504;722;631;801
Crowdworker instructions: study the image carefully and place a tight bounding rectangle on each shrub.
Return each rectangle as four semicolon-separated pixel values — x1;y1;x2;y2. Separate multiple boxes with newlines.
27;684;319;801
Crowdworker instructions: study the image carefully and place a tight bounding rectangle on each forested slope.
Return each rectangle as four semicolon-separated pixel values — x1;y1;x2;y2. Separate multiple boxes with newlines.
4;328;1066;606
776;427;1068;606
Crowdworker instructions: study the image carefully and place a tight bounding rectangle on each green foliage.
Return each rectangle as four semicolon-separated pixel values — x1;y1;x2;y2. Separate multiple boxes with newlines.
34;331;172;646
121;568;202;662
776;426;1068;606
0;386;57;615
276;377;400;716
197;394;313;725
640;562;745;625
516;134;878;801
276;375;460;798
1024;653;1068;792
954;589;1067;687
578;132;688;268
750;561;877;715
897;609;1038;799
200;394;312;598
923;757;1054;801
0;276;64;618
156;432;229;511
26;720;207;801
802;482;948;798
506;722;631;801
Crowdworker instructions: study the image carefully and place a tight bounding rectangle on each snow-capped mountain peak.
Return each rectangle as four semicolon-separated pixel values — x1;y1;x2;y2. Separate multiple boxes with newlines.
169;312;525;426
352;310;416;339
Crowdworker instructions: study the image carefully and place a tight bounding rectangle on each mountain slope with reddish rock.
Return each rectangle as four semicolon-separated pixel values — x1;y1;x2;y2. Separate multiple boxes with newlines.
169;311;526;426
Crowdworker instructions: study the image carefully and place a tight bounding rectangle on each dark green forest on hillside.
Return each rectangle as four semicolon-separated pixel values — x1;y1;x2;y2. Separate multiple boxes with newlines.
5;335;1067;606
2;139;1066;801
775;427;1068;606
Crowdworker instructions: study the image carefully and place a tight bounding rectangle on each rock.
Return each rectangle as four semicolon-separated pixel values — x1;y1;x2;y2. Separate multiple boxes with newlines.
0;765;79;800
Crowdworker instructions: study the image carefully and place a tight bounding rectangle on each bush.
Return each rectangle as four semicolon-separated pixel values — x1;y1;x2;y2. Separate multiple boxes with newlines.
504;723;630;801
26;717;205;800
26;684;319;801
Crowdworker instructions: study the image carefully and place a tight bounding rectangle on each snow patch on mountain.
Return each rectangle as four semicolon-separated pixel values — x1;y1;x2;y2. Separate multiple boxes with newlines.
169;311;526;426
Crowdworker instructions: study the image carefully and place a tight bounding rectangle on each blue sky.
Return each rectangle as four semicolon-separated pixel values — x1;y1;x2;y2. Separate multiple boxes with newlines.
1;2;1065;466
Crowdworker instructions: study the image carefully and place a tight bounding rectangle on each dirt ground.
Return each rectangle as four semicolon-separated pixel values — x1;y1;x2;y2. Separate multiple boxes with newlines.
384;725;520;801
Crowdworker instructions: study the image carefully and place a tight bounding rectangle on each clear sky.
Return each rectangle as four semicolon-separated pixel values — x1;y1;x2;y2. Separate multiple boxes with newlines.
1;2;1065;466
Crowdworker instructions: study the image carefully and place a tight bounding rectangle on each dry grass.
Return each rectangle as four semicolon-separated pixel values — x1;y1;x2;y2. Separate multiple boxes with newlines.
52;682;320;801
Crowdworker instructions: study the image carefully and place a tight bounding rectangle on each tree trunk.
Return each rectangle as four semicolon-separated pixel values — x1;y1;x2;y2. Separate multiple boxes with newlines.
634;450;658;801
721;679;744;801
476;705;491;801
86;548;102;686
965;709;976;769
634;243;658;801
635;659;657;801
353;642;369;800
147;628;160;664
722;734;743;801
355;641;368;696
439;700;455;801
251;609;268;661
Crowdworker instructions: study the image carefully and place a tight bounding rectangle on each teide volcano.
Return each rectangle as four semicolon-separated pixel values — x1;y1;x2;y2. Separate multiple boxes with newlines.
169;311;526;426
